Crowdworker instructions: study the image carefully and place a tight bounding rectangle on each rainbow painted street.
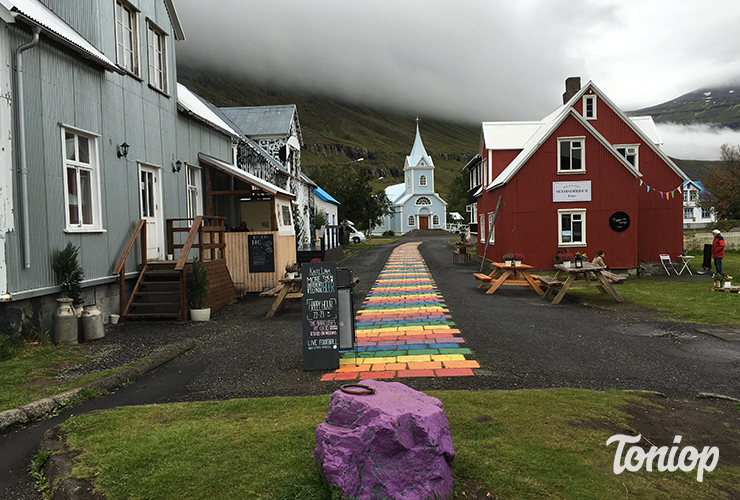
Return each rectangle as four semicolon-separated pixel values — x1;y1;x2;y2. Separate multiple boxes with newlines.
321;242;478;381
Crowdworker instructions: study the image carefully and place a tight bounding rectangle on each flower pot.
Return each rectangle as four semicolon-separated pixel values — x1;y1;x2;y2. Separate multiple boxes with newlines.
190;308;211;321
110;314;120;325
563;261;571;268
504;260;512;266
52;298;78;345
287;272;296;279
724;281;732;289
514;260;522;267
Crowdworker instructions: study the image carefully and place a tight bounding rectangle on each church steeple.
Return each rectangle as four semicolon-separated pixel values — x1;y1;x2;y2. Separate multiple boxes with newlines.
406;119;433;169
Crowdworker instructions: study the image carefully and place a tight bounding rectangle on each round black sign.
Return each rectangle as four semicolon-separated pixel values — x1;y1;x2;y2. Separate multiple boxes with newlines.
609;211;630;232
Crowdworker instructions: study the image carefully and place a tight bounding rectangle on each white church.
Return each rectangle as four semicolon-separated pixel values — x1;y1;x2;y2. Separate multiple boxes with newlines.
373;122;447;235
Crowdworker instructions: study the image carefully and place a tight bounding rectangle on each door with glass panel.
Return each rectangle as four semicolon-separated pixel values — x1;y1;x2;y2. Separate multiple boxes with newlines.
138;164;163;260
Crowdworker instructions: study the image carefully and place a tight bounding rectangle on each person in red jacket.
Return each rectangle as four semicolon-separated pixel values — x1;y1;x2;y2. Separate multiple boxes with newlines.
712;229;725;275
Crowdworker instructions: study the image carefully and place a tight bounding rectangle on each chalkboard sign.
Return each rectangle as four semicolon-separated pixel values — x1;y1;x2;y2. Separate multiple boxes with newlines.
301;262;340;371
248;234;275;273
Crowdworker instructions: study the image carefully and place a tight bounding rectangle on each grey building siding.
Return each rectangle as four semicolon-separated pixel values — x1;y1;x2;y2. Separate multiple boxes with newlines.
2;4;232;299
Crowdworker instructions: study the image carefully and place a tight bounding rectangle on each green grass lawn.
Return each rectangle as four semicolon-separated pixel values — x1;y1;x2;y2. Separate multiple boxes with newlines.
57;389;739;500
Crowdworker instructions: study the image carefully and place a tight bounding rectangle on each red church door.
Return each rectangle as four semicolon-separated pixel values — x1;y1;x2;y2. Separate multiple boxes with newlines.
419;216;429;229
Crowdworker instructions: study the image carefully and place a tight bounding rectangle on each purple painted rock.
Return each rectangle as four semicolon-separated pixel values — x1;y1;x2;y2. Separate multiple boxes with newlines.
315;379;454;499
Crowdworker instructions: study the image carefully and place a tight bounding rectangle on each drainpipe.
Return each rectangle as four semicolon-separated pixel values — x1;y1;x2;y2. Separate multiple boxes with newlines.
14;26;41;269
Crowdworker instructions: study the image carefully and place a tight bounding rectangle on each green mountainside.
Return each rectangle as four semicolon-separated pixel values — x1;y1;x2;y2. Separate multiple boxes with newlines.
629;83;740;129
177;66;479;203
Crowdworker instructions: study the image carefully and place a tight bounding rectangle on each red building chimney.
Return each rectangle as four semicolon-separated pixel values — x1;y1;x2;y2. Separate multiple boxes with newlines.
562;76;581;104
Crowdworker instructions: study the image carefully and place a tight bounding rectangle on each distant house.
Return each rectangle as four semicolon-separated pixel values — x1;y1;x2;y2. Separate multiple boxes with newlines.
373;123;447;234
471;77;687;270
314;186;340;249
219;105;315;249
682;179;715;229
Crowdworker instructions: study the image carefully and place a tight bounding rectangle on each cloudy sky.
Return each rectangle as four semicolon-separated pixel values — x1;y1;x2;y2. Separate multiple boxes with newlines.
174;0;740;160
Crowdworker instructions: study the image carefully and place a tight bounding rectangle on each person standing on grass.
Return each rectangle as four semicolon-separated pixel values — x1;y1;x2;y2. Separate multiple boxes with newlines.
712;229;725;275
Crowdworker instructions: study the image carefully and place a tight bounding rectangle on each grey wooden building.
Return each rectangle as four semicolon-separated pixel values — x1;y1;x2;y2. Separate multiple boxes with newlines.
0;0;239;336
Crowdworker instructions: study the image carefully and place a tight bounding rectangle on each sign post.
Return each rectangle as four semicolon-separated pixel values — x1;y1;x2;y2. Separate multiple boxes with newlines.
301;262;340;371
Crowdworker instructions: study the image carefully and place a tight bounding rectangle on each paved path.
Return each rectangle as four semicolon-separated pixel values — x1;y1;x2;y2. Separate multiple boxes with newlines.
321;242;478;381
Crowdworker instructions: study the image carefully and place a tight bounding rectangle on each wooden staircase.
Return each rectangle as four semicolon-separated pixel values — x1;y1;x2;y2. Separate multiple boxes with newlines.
123;261;182;321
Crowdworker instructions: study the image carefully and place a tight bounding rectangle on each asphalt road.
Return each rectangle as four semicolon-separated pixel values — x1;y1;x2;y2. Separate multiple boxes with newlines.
2;234;739;498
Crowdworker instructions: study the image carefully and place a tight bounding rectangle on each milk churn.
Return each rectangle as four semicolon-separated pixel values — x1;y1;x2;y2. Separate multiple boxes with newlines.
80;305;105;341
52;298;78;345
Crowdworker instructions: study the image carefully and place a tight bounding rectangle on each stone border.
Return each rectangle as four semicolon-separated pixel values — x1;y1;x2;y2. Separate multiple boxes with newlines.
0;340;197;433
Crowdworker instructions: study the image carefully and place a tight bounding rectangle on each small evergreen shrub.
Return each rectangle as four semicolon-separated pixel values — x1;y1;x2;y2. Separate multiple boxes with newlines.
187;258;209;309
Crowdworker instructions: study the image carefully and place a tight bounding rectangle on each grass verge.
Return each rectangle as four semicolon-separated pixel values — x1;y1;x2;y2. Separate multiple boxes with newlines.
58;389;740;500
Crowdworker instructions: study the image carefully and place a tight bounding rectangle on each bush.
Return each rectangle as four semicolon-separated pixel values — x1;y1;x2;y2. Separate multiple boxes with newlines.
0;335;19;362
709;220;740;233
382;230;395;237
187;258;209;309
51;242;84;303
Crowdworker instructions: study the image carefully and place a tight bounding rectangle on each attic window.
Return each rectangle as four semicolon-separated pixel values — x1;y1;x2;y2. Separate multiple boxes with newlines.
558;138;585;174
415;196;432;206
616;145;638;169
584;95;596;120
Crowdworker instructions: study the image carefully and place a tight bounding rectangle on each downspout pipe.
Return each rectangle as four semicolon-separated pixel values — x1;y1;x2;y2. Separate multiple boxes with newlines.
14;26;41;269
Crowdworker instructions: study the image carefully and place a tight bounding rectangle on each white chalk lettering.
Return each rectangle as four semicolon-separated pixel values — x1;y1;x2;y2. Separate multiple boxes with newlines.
606;434;719;482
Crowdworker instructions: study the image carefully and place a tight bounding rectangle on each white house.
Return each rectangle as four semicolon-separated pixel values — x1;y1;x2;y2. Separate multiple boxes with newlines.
373;122;447;234
683;179;715;229
314;186;340;249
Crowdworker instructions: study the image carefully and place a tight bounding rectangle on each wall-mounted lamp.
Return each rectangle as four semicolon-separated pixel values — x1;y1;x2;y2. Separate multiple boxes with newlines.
117;142;129;158
172;160;182;173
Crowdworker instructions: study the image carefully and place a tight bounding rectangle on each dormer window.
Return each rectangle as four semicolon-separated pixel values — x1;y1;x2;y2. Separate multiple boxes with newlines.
419;175;427;187
583;95;596;120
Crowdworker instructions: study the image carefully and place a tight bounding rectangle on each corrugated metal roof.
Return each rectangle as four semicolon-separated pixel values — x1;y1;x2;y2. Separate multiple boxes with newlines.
482;121;545;150
177;83;239;138
220;105;297;137
0;0;121;73
198;153;294;199
385;183;406;204
629;116;661;145
315;186;340;205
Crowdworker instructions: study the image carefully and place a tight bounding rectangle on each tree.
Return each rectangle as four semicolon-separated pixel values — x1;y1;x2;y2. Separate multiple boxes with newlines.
446;172;471;219
699;144;740;219
306;164;392;230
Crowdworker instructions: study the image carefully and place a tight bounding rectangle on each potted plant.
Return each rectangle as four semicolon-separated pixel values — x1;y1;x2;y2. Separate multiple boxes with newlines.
285;262;300;279
52;242;85;314
724;275;733;289
560;252;575;268
187;257;210;321
502;253;515;266
713;273;723;288
513;253;525;266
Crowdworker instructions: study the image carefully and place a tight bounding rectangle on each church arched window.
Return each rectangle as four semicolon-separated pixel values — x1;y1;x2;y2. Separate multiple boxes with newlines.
415;196;431;206
419;175;427;186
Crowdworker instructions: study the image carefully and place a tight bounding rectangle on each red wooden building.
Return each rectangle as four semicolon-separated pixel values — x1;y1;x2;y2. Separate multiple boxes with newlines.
470;78;687;270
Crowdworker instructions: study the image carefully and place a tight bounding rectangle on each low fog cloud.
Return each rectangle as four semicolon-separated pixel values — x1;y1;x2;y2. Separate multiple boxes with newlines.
656;123;740;161
175;0;740;125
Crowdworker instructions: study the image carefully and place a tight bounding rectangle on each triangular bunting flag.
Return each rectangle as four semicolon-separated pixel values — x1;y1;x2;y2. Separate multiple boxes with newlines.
660;192;664;199
640;180;644;186
647;185;650;192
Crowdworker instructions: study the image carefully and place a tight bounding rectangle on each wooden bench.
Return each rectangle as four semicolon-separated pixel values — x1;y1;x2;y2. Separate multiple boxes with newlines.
453;249;470;265
538;276;563;287
473;272;492;283
602;271;627;284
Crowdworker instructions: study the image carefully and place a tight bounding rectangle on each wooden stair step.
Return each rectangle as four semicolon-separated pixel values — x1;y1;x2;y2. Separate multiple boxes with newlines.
129;302;181;307
123;312;180;320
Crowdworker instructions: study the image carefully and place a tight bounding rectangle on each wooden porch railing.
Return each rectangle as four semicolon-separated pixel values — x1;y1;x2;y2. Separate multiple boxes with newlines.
113;219;147;316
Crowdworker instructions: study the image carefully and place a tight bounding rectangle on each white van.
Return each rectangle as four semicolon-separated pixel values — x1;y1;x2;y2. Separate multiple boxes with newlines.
343;221;366;244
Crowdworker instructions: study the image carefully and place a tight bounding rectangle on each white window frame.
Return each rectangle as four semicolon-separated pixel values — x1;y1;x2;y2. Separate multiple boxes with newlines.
689;190;698;202
415;196;431;206
558;137;585;174
583;95;597;120
701;207;712;219
432;214;440;227
61;126;103;232
616;145;639;170
407;215;415;227
684;207;693;220
115;0;139;76
147;20;168;93
406;173;410;187
558;209;586;247
479;213;485;243
186;165;202;218
419;174;427;187
487;213;495;244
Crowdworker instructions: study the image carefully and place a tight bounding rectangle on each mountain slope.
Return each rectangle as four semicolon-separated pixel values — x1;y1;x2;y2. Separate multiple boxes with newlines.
177;66;479;201
629;82;740;129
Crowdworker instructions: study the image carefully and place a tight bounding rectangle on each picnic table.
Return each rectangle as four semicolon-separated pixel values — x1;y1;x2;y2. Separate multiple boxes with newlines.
474;262;543;296
263;277;302;318
541;262;624;305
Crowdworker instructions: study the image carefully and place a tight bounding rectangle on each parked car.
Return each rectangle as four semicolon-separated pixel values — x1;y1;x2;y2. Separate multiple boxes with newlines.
342;221;366;244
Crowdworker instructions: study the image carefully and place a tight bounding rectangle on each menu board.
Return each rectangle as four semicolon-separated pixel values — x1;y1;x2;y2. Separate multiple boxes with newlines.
247;234;275;273
301;262;340;371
